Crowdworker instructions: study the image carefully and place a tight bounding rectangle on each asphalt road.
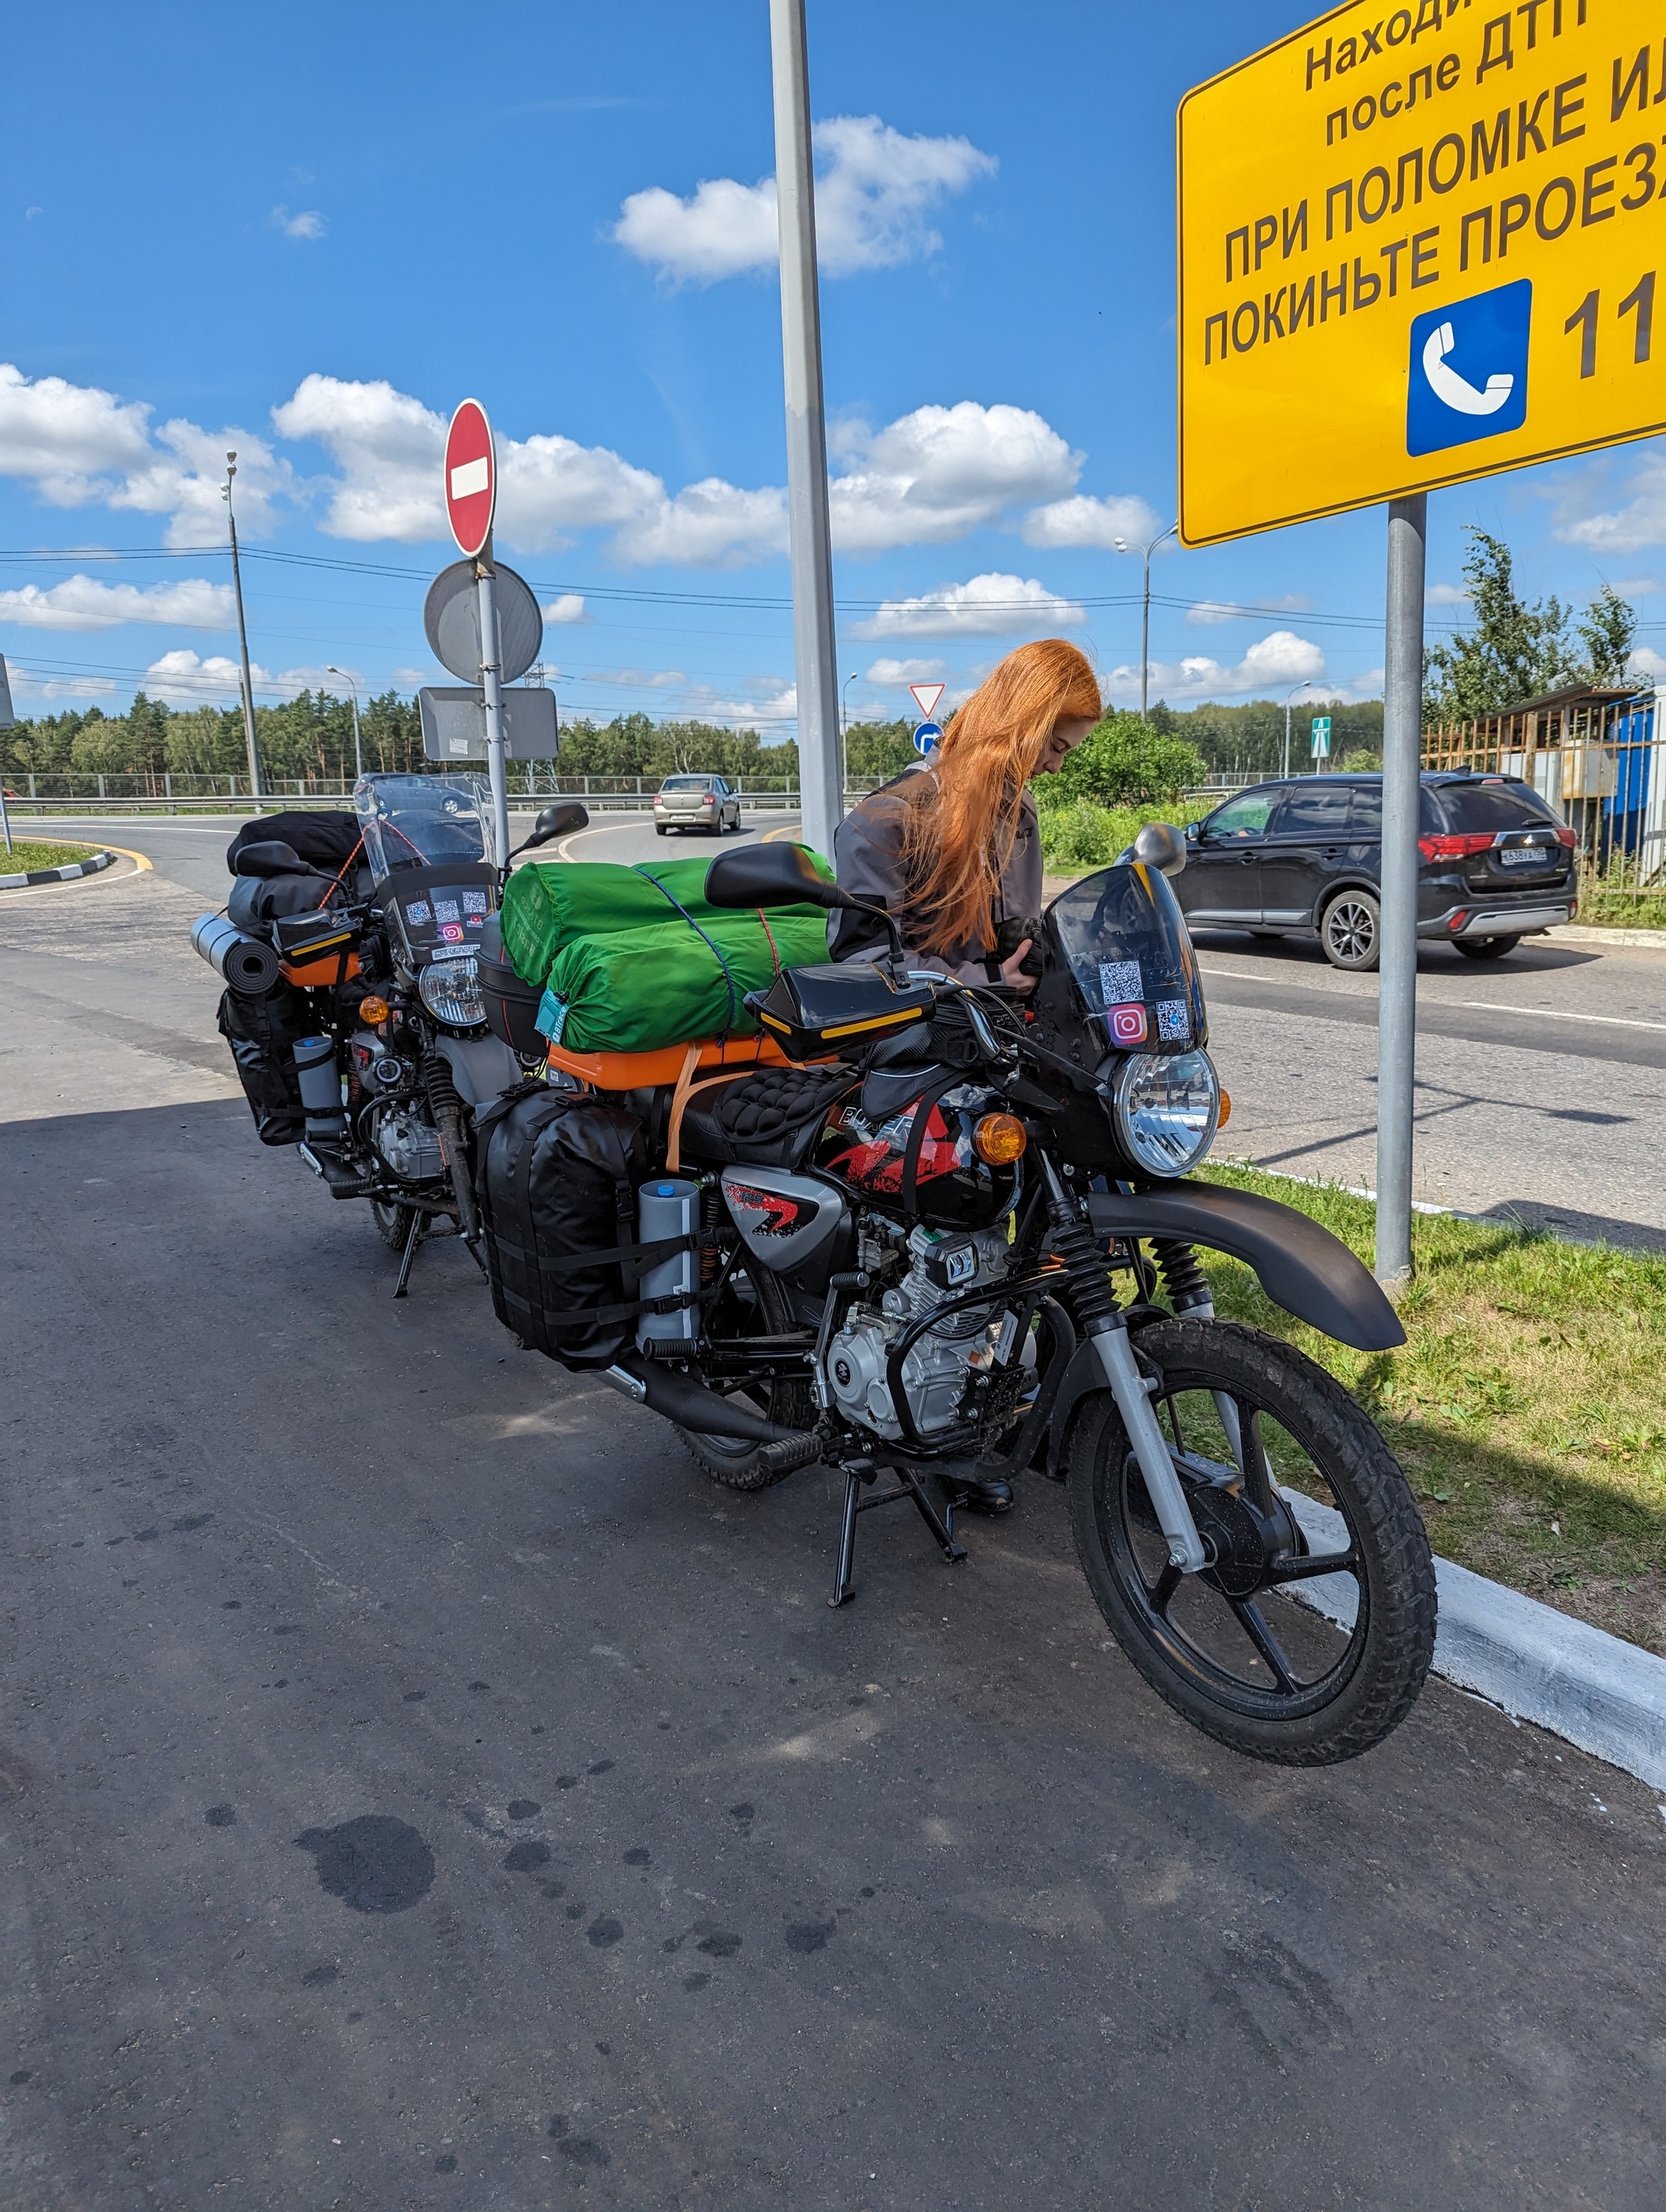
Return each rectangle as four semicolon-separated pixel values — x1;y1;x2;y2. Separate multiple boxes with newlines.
3;844;1666;2208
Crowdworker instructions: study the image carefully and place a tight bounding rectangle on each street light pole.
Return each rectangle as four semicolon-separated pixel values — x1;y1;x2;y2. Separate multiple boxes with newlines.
840;669;859;799
769;0;842;860
222;452;264;806
1281;681;1310;781
1114;521;1179;721
326;666;362;785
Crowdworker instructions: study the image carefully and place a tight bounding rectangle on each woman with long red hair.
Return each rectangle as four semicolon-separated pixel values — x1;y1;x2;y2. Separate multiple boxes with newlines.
831;638;1101;988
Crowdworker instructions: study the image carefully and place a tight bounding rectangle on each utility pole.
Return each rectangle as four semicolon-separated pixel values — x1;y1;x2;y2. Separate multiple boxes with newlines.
769;0;841;861
1115;520;1179;721
1375;494;1427;1285
325;666;363;784
1281;680;1310;781
223;453;264;807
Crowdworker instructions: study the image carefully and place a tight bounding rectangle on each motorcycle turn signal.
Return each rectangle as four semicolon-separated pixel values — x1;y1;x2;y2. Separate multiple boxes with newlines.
971;1112;1027;1165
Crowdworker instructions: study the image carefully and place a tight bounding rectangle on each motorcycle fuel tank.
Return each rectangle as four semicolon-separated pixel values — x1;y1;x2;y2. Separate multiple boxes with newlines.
720;1165;847;1276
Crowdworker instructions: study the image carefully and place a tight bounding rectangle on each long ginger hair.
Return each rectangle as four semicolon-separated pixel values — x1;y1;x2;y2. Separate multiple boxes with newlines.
901;638;1101;954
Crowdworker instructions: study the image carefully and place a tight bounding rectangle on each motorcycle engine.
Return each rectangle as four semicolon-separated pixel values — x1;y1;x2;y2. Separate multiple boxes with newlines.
824;1221;1016;1442
373;1106;445;1184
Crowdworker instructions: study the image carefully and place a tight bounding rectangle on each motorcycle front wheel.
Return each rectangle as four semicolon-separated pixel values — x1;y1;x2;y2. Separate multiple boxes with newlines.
1067;1318;1435;1766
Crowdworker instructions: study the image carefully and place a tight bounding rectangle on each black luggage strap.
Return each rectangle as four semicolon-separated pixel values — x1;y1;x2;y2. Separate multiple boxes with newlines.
493;1228;700;1329
898;1069;967;1218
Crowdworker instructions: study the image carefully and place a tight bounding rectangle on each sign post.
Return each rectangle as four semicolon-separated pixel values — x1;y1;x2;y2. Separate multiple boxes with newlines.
1177;0;1666;1281
443;398;508;870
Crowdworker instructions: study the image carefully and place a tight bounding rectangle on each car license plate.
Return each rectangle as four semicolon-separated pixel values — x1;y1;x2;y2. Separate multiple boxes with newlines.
1499;847;1549;866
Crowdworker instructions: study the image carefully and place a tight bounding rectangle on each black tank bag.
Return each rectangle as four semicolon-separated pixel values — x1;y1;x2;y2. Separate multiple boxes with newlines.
477;1085;696;1371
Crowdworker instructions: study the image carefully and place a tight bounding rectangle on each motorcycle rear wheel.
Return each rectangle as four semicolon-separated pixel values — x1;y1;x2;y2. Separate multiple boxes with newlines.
1067;1318;1434;1766
371;1197;420;1252
679;1263;816;1491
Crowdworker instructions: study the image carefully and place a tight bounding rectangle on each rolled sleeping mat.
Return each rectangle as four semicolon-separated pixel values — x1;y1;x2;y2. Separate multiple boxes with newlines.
192;911;283;996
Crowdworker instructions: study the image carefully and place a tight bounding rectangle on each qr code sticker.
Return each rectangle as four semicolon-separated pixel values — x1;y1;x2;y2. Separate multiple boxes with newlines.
433;897;460;923
462;888;487;915
1155;999;1191;1042
403;899;431;925
1099;960;1142;1008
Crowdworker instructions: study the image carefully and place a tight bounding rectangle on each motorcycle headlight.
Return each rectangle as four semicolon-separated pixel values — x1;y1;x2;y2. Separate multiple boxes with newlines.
1111;1049;1219;1178
418;955;486;1030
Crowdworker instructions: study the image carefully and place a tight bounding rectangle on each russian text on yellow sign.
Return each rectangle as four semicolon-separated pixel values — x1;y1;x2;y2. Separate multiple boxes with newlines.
1178;0;1666;546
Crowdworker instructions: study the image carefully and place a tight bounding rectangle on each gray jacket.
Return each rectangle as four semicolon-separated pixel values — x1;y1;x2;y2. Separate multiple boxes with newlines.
829;764;1042;982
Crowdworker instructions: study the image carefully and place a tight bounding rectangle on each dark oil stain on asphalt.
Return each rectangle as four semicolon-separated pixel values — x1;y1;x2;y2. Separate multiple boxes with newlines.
507;1799;540;1819
221;1600;241;1609
10;2070;32;2085
203;1805;236;1827
133;1529;160;1543
587;1917;623;1948
294;1815;435;1913
434;2153;457;2174
301;1963;338;1987
683;1972;710;1992
586;1760;613;1775
622;1847;650;1866
548;2116;608;2168
503;1840;551;1874
402;1690;425;1701
539;1879;565;1900
556;1774;578;1788
786;1918;837;1954
695;1926;742;1958
171;1513;213;1532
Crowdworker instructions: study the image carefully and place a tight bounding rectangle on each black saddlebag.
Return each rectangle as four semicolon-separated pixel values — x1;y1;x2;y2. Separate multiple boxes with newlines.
476;1084;653;1369
216;978;312;1145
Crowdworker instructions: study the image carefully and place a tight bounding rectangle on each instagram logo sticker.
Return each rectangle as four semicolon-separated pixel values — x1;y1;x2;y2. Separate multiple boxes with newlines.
1106;1002;1148;1047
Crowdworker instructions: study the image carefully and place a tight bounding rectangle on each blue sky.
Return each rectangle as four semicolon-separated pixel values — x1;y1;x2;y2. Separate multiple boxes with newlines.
2;0;1662;739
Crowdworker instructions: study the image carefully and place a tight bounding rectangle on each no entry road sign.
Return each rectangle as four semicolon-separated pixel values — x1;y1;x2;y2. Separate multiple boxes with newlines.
909;681;946;723
1178;0;1666;544
444;399;496;559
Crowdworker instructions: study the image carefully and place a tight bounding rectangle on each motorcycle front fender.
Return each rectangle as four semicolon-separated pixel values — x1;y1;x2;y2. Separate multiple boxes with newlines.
434;1030;521;1108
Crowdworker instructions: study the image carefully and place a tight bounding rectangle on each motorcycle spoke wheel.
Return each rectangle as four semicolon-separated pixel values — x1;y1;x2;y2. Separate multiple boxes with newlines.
1067;1318;1435;1766
371;1198;421;1252
677;1260;817;1491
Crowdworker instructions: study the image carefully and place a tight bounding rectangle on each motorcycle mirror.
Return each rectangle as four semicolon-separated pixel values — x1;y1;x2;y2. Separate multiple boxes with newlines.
507;801;589;862
1132;821;1187;877
705;843;853;912
233;840;309;879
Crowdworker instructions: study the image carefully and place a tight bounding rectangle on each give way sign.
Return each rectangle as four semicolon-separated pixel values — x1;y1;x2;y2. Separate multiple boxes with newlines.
908;681;945;723
444;398;495;560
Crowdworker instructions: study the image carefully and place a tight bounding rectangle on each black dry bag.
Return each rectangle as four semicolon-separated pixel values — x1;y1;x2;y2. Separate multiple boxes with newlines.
476;1085;649;1370
216;980;312;1146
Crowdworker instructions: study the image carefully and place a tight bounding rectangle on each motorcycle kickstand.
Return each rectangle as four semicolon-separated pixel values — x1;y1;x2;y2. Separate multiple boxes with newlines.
828;1460;968;1609
393;1208;424;1300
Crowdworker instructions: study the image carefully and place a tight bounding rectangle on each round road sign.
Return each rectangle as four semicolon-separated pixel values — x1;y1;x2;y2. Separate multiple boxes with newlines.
913;721;944;755
444;398;495;559
424;560;543;686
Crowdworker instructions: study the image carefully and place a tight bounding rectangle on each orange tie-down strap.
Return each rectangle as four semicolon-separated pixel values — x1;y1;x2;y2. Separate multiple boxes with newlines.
665;1047;848;1172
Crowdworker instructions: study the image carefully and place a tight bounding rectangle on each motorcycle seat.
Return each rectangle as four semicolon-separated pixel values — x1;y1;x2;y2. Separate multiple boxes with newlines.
678;1063;858;1170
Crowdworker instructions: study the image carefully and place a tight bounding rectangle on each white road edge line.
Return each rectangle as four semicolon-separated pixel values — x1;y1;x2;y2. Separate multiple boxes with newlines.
1459;1000;1666;1032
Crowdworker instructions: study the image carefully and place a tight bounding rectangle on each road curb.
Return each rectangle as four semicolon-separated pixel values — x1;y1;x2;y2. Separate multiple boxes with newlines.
1284;1490;1666;1792
0;847;115;890
1552;922;1666;950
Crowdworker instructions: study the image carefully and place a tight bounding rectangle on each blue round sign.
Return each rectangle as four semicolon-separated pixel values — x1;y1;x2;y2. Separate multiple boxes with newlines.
912;721;944;755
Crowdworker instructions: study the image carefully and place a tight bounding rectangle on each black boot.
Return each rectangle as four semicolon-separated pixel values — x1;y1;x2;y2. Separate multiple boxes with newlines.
937;1470;1014;1517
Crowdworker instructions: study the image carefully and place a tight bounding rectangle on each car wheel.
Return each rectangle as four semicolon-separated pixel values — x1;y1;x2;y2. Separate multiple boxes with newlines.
1320;890;1380;972
1453;934;1520;961
655;825;668;835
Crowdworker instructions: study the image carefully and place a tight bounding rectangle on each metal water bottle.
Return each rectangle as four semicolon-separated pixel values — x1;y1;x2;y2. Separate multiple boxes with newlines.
635;1178;700;1350
292;1034;347;1146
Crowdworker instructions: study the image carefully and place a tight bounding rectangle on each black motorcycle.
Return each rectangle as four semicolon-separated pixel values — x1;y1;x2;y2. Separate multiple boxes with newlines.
547;830;1434;1766
194;773;586;1295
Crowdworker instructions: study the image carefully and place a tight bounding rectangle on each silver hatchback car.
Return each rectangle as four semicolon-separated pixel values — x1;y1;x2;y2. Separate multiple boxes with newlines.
653;773;742;835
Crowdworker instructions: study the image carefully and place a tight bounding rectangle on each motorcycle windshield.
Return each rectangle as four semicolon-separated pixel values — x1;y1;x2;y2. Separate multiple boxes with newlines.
354;773;491;883
1045;860;1207;1052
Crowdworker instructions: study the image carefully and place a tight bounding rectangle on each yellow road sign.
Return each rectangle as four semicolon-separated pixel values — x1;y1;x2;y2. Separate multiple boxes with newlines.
1178;0;1666;545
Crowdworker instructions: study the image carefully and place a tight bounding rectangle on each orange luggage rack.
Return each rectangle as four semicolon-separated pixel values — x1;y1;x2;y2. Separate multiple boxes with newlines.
543;1030;798;1092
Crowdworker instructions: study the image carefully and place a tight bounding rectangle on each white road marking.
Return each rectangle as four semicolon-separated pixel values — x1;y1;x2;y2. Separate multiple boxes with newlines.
1459;1001;1666;1033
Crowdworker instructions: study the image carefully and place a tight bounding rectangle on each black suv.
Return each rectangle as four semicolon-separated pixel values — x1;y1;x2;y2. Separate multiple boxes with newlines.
1175;772;1577;970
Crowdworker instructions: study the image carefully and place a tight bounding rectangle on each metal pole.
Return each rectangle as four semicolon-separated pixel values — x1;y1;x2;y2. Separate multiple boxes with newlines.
1376;493;1427;1285
769;0;840;861
223;455;264;808
475;551;510;869
1140;543;1153;723
0;784;11;855
327;668;363;785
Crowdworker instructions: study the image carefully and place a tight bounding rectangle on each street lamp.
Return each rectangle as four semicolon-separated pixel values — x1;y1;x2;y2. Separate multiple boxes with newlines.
221;452;264;804
325;666;362;784
1113;520;1180;723
840;669;859;797
1281;680;1314;780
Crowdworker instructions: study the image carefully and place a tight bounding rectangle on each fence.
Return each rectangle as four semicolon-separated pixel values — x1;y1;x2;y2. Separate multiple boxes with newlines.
0;771;856;816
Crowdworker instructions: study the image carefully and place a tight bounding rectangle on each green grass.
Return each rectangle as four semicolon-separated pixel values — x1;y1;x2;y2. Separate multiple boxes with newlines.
1037;795;1209;873
1194;1161;1666;1653
0;838;101;874
1574;882;1666;931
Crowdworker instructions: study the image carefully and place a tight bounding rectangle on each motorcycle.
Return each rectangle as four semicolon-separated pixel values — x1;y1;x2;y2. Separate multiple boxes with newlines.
552;827;1434;1766
194;773;587;1295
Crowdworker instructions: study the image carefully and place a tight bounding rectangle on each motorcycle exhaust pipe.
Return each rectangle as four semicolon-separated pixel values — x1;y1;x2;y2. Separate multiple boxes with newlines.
191;911;281;996
601;1354;803;1445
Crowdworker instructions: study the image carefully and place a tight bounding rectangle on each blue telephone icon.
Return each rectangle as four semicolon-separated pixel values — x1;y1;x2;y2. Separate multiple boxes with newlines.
1407;281;1531;457
1421;321;1515;416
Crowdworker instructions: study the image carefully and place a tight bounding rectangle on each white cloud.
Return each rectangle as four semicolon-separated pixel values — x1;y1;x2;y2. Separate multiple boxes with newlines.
1105;629;1327;704
613;114;995;285
271;205;326;241
1611;576;1663;598
866;656;949;686
853;572;1083;640
142;647;336;707
541;593;589;624
1426;581;1471;606
592;666;687;688
0;575;234;631
1185;594;1310;626
831;403;1079;553
1019;491;1164;551
1553;441;1666;555
1630;646;1666;681
0;363;286;546
273;377;1070;564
